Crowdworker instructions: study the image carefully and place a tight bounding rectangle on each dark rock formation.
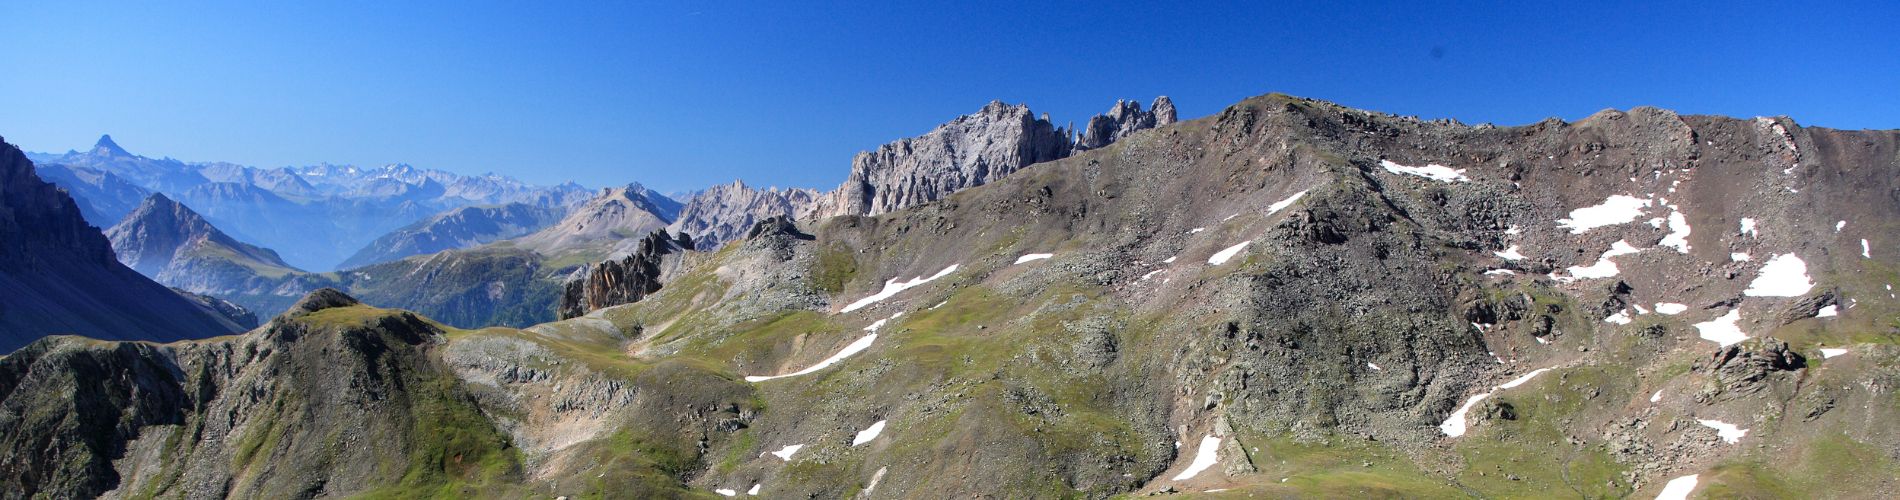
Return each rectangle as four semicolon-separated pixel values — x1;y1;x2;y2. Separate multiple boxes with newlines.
558;230;687;319
1076;96;1176;151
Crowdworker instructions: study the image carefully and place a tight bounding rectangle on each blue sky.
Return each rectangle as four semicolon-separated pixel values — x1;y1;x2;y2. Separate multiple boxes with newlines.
3;1;1895;192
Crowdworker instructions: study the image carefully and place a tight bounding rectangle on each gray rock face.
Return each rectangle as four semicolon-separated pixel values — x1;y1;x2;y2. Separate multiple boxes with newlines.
512;184;675;258
0;137;247;352
811;100;1077;219
666;180;819;250
811;98;1177;219
1077;96;1176;151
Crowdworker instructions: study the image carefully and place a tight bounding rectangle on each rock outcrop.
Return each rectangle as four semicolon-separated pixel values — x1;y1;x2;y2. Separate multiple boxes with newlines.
810;97;1176;219
0;137;247;352
557;230;691;319
666;180;819;249
810;100;1077;219
1076;96;1177;151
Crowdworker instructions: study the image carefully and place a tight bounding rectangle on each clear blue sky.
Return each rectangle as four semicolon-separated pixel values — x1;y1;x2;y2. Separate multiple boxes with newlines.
3;1;1895;192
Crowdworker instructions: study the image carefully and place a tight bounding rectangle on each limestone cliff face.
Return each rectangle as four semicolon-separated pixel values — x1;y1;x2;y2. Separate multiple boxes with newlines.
810;100;1076;219
810;97;1176;219
666;180;819;249
0;137;246;351
557;230;690;319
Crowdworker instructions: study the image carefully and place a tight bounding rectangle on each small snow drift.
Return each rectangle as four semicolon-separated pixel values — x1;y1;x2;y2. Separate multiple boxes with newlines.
853;420;886;446
1604;310;1632;325
1697;419;1748;444
1659;211;1692;253
1557;195;1651;234
1367;362;1382;371
1650;390;1663;403
1441;368;1552;437
1013;253;1053;264
1379;159;1469;182
1730;252;1751;262
716;488;737;496
1208;241;1251;265
747;484;760;495
1170;435;1222;481
1656;474;1699;500
1268;190;1309;214
1743;254;1814;297
746;311;902;382
768;444;803;461
840;265;960;313
1654;303;1689;315
1693;310;1747;347
1494;245;1525;261
1740;218;1758;237
1555;240;1641;281
1863;239;1872;258
1821;348;1848;358
1816;305;1839;318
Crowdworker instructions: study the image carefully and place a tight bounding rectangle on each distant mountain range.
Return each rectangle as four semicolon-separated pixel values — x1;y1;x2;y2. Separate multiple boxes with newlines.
31;135;594;270
0;137;248;352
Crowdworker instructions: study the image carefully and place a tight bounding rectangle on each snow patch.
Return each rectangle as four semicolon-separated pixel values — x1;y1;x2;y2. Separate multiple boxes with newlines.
1505;226;1522;235
1380;159;1469;182
852;420;886;446
1743;254;1814;297
767;444;803;460
1014;253;1053;264
1268;190;1309;214
1484;269;1517;276
1555;240;1641;282
746;312;900;382
1730;252;1751;262
1171;435;1222;481
1650;390;1663;403
1697;419;1748;444
1604;310;1633;325
1816;305;1838;318
1138;269;1165;281
1821;348;1848;358
1557;195;1652;234
1367;362;1382;371
1494;245;1525;261
840;265;959;313
1659;211;1692;253
1693;309;1747;347
1656;474;1699;500
1208;241;1251;265
1739;218;1758;237
1654;303;1689;315
1163;256;1177;264
716;488;737;497
1836;220;1846;232
1441;368;1552;437
1863;239;1872;259
1188;227;1205;234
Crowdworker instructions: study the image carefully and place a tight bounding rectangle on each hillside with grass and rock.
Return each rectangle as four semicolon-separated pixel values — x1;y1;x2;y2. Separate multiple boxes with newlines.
4;93;1899;499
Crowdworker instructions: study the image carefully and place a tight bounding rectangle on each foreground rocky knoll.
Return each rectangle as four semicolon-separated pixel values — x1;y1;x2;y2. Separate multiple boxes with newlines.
4;94;1899;498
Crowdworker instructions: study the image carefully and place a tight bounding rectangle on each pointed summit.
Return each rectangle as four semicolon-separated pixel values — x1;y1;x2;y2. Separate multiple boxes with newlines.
92;134;131;157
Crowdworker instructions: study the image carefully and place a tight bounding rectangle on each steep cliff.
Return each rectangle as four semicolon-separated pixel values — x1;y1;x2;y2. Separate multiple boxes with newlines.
105;193;319;316
557;229;692;319
665;180;819;249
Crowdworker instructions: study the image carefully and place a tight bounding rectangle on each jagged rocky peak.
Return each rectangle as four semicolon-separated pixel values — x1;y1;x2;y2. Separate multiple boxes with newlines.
90;134;132;157
667;179;820;249
810;100;1075;219
809;96;1177;220
557;229;687;319
1077;96;1176;151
